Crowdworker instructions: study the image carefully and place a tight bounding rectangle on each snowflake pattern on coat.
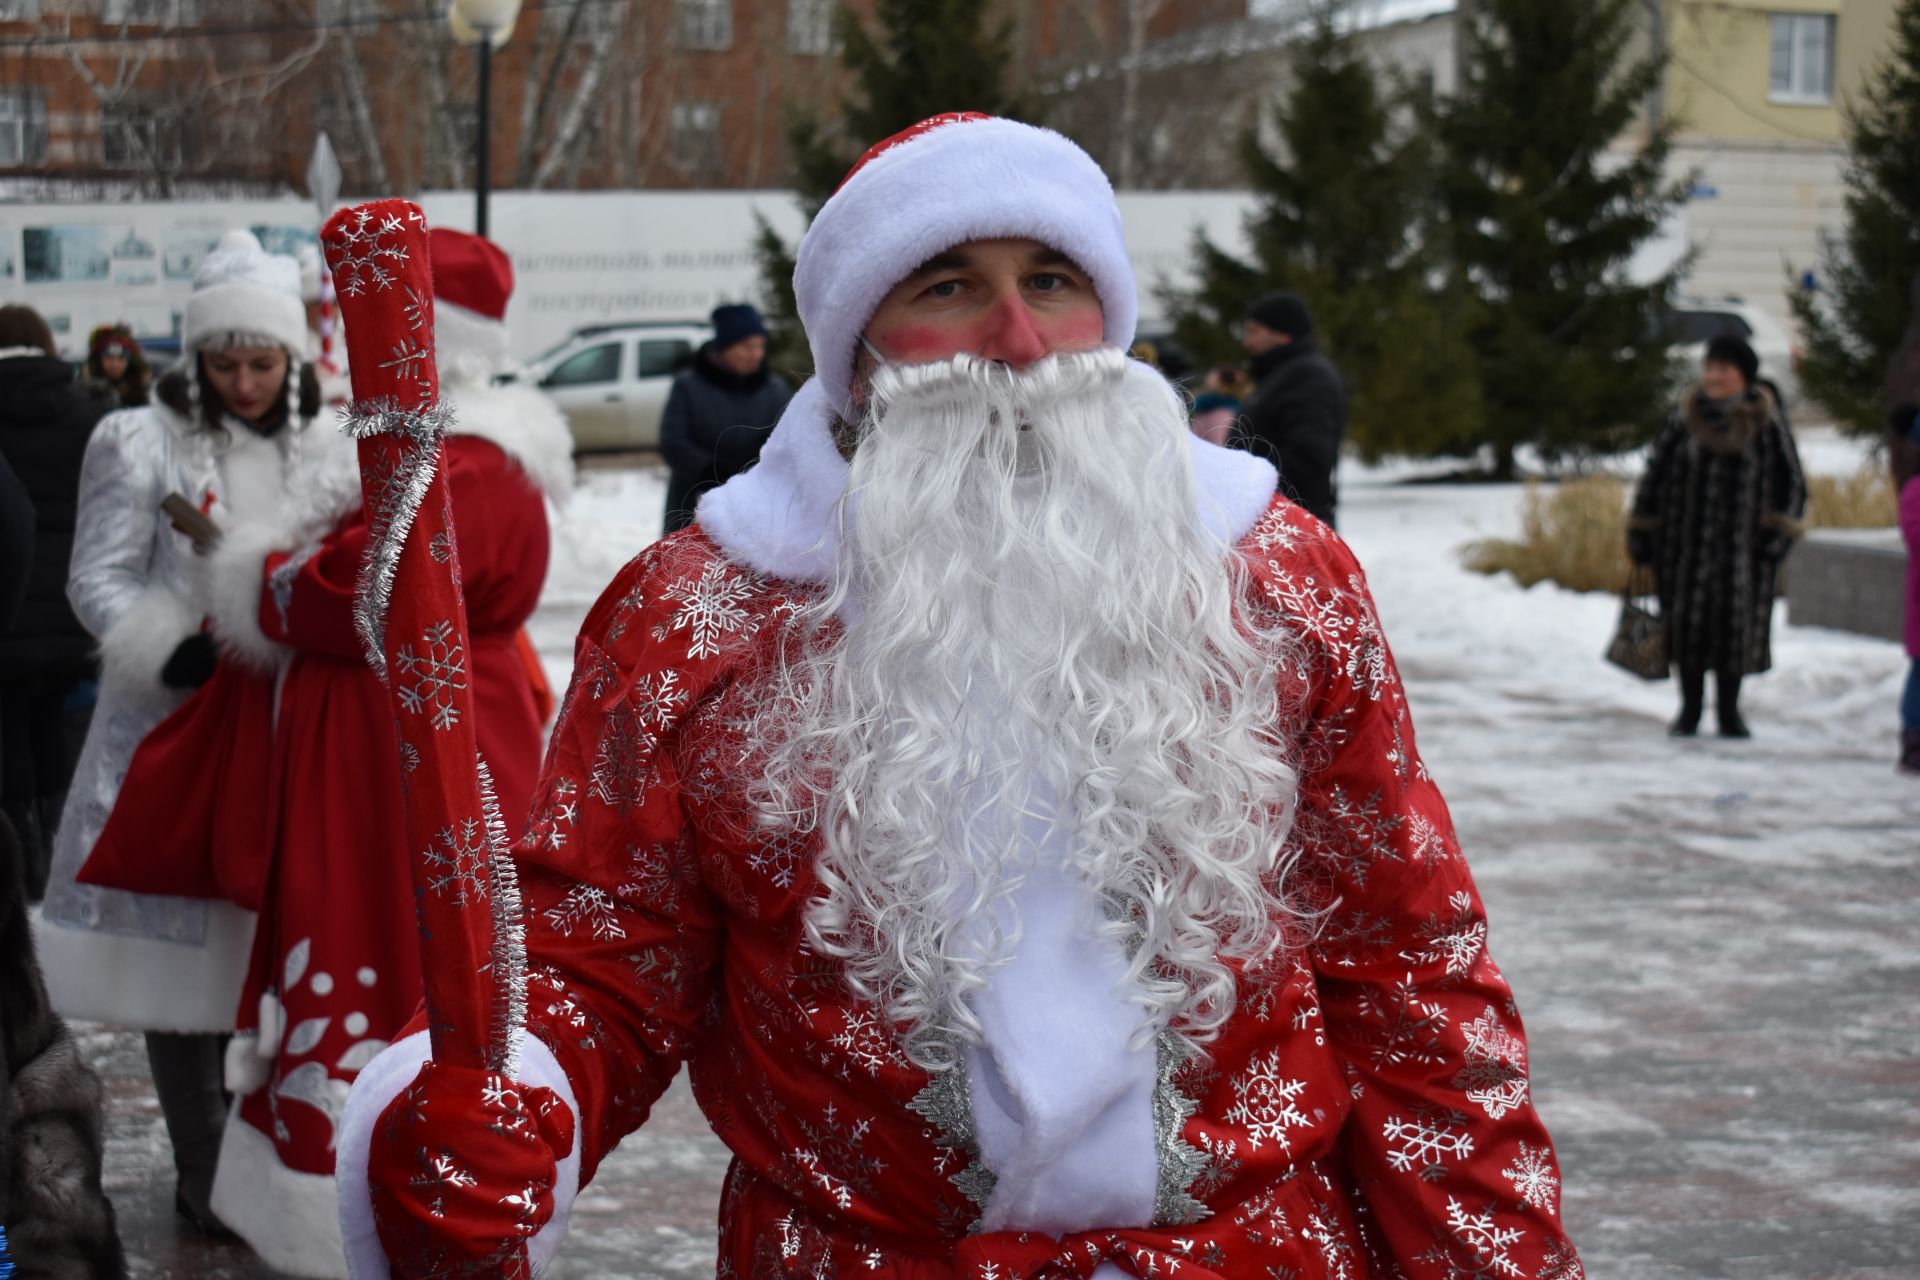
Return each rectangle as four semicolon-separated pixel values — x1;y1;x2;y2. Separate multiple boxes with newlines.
499;505;1582;1278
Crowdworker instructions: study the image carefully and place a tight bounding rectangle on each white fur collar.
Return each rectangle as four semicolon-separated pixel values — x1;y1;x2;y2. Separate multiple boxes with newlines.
696;371;1278;582
444;379;576;503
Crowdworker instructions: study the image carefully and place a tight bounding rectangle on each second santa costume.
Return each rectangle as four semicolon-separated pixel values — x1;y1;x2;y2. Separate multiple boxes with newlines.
206;229;572;1275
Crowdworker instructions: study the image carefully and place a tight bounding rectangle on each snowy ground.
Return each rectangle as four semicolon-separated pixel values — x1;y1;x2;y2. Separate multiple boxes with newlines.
99;435;1918;1278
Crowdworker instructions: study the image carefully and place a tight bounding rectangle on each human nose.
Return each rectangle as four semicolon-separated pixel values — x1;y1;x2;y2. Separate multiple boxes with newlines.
974;289;1050;369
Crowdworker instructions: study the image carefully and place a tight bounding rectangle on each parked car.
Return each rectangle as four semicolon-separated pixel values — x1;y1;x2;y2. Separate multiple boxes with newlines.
1661;297;1801;413
520;320;710;452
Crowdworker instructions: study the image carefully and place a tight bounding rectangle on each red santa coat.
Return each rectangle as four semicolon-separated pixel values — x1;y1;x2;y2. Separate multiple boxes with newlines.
347;490;1583;1279
210;417;563;1275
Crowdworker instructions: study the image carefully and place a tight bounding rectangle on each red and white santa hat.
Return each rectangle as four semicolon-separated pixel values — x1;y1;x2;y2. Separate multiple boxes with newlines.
182;229;308;358
429;226;515;382
794;113;1140;416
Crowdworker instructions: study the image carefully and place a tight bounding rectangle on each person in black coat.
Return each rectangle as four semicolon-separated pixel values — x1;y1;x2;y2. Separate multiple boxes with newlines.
1236;291;1347;528
661;303;795;533
0;307;108;901
1628;335;1806;739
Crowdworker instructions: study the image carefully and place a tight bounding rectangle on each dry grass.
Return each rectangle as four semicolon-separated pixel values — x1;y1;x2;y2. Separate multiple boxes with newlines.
1460;475;1635;595
1805;464;1898;530
1460;463;1899;595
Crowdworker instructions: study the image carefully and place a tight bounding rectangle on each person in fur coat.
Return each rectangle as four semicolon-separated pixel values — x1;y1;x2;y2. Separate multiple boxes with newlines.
1629;335;1806;738
1;812;125;1279
335;116;1582;1280
34;229;339;1237
195;227;571;1277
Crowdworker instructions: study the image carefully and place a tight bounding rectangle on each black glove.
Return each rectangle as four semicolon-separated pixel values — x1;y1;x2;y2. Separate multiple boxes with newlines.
160;632;219;690
1627;530;1655;567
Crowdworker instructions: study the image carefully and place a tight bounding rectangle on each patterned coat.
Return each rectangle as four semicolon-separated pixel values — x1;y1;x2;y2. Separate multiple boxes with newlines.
1629;388;1806;676
470;497;1582;1279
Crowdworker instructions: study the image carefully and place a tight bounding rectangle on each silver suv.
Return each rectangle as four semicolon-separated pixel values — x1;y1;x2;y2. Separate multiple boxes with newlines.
523;320;711;452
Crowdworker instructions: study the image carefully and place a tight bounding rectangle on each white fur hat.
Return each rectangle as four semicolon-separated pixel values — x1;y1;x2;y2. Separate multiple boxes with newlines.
794;114;1139;417
182;229;308;358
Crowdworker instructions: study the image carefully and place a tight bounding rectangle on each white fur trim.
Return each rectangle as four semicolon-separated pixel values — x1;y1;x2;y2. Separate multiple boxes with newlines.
445;381;577;503
210;1110;349;1279
197;511;296;673
33;903;258;1031
225;1030;274;1096
337;1031;582;1279
94;583;201;704
185;230;308;358
435;300;515;386
697;368;1278;585
796;117;1139;417
0;345;47;360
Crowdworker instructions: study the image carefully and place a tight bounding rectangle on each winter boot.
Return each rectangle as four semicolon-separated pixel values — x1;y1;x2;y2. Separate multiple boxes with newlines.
1900;729;1920;775
1716;670;1750;739
1671;667;1705;737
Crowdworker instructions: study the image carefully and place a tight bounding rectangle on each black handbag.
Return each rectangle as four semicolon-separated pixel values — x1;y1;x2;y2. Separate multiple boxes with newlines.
1605;566;1669;680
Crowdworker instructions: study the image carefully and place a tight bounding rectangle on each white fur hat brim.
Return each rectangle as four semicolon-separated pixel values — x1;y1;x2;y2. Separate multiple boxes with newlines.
794;116;1139;417
182;283;309;359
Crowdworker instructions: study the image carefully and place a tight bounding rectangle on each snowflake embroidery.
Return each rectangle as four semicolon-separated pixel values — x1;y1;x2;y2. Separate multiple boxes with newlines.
1190;1130;1242;1200
1381;1107;1475;1180
1223;1050;1312;1153
323;206;415;297
379;336;431;382
394;620;468;731
630;668;689;727
790;1102;886;1210
1302;1205;1358;1280
421;818;487;906
1536;1240;1585;1279
1417;1198;1526;1279
745;829;807;889
1501;1141;1559;1212
397;740;420;773
1356;974;1449;1068
428;529;453;564
618;838;691;912
661;560;762;659
528;776;579;850
1401;891;1487;980
1453;1006;1530;1120
626;945;685;999
542;884;627;942
1318;784;1405;885
1404;811;1460;863
587;702;655;811
829;1008;899;1078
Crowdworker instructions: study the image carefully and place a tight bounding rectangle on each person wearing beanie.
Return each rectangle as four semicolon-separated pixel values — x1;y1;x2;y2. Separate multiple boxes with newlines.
81;323;151;408
336;114;1583;1279
1629;332;1806;738
659;300;794;531
1237;290;1347;527
143;224;569;1276
35;228;345;1241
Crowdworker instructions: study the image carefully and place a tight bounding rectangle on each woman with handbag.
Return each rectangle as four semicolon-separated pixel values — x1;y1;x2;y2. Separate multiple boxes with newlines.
34;230;339;1238
1627;335;1806;737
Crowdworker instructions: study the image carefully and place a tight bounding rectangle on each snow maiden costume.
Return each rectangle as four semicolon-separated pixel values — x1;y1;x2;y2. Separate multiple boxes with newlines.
338;117;1584;1279
203;228;570;1277
35;229;334;1232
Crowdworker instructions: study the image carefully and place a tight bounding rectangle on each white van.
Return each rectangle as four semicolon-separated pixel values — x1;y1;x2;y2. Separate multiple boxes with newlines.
523;320;711;452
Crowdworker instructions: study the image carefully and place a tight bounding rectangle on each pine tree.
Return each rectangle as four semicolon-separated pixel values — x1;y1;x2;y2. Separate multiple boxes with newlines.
754;0;1037;378
1168;17;1482;461
1437;0;1686;477
1789;0;1920;434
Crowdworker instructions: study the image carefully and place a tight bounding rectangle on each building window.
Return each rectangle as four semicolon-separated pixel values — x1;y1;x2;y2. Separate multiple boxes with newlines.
675;0;732;51
0;92;48;167
102;0;199;22
102;101;183;168
0;1;45;19
671;101;723;177
1769;13;1835;105
787;0;832;55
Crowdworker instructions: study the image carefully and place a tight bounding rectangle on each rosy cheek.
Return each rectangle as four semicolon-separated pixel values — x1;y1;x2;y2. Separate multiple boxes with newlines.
1039;305;1107;349
870;320;996;363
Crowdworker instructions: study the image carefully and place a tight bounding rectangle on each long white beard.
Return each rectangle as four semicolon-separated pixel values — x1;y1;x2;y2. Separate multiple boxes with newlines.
752;347;1302;1071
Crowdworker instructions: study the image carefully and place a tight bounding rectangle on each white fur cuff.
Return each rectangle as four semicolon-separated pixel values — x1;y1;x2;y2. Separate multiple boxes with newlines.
95;584;202;700
337;1031;583;1279
197;515;294;673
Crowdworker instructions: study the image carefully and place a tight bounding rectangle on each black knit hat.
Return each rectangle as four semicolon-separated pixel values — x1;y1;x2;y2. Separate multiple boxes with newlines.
1704;334;1759;389
1246;291;1314;340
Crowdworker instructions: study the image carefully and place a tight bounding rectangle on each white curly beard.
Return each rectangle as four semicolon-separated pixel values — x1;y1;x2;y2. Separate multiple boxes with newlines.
753;347;1303;1071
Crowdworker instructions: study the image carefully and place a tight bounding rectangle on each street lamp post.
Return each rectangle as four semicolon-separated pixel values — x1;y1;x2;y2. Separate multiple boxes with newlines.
447;0;521;238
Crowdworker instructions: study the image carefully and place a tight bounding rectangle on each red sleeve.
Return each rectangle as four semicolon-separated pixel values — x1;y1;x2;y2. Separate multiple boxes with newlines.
258;438;550;659
1256;508;1583;1277
509;535;755;1181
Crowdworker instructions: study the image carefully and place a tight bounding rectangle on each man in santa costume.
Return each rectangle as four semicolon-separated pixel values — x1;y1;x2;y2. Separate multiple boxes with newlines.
196;228;571;1275
339;115;1584;1279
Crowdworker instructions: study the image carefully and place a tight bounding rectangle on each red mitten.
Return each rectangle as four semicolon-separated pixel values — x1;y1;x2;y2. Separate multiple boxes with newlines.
368;1060;576;1277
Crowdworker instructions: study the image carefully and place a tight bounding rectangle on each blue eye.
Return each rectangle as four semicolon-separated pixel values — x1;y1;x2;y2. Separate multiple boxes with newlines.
926;280;963;299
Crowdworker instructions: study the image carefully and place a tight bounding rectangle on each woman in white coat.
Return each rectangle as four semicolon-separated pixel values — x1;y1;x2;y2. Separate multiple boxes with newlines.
35;229;338;1236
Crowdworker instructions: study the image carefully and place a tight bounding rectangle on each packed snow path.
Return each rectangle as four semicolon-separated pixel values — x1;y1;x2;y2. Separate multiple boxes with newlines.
94;448;1918;1277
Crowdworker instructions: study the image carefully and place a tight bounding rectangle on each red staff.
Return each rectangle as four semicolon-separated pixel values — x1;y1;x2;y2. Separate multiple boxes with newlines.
319;200;524;1077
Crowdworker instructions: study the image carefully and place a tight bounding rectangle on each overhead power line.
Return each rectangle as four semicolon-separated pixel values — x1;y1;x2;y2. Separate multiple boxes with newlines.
0;0;628;51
